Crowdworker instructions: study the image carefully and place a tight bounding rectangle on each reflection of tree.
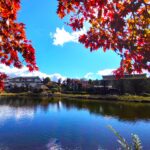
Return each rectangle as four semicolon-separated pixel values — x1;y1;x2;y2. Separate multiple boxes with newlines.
60;99;150;122
0;97;45;109
0;97;150;122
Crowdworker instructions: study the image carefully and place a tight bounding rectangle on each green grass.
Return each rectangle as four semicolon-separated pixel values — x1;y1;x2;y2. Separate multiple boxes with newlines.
1;92;150;102
54;93;150;102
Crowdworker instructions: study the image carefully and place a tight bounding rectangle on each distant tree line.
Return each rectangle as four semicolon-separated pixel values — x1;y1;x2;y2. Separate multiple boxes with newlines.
43;77;150;95
6;76;150;95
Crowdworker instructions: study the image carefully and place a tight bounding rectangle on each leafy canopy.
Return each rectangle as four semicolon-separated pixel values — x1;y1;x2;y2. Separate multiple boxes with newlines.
0;0;37;89
0;0;150;89
57;0;150;78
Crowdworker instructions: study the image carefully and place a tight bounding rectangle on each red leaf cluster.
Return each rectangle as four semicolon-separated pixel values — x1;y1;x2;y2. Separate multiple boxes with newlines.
57;0;150;77
0;0;38;89
0;73;7;91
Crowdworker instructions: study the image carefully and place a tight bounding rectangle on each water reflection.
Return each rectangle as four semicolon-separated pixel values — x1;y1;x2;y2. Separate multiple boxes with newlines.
61;98;150;122
46;138;63;150
0;97;150;149
0;106;34;124
0;97;150;122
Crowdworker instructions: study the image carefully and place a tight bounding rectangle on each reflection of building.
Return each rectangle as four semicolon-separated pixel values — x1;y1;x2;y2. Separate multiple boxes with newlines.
4;76;43;90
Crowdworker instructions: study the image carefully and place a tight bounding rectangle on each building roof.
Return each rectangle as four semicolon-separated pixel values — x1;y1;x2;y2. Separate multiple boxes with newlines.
10;76;41;79
6;76;42;84
102;74;147;80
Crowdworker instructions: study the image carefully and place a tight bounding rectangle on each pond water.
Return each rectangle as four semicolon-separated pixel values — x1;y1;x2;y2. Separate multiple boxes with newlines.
0;97;150;150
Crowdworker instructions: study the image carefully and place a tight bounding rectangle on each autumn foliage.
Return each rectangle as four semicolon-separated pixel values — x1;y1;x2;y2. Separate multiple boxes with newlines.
57;0;150;78
0;0;150;89
0;0;38;89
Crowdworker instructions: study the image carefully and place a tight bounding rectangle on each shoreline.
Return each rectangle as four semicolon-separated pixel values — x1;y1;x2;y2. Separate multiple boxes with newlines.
0;92;150;103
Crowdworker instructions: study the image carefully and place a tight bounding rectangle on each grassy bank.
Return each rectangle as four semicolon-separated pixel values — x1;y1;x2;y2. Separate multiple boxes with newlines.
0;92;150;103
0;92;48;97
55;93;150;102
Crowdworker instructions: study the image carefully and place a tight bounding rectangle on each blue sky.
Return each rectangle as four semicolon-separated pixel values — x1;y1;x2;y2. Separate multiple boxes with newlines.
6;0;121;80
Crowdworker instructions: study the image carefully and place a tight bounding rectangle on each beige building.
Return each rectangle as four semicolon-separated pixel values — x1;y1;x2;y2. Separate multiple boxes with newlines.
4;76;43;90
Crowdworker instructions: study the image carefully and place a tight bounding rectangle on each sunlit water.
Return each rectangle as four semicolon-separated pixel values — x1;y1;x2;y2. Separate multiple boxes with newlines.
0;97;150;150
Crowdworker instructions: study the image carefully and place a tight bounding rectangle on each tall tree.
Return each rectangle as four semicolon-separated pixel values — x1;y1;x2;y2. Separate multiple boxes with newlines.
43;77;51;85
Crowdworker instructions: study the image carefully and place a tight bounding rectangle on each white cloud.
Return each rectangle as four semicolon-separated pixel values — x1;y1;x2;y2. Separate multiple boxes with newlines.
49;73;66;82
141;70;150;77
97;69;115;76
97;68;150;77
1;63;149;82
84;69;115;79
51;27;86;46
84;72;94;79
0;64;66;82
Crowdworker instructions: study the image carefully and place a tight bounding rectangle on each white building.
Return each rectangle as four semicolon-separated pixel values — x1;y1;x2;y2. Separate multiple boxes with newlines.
4;76;43;90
